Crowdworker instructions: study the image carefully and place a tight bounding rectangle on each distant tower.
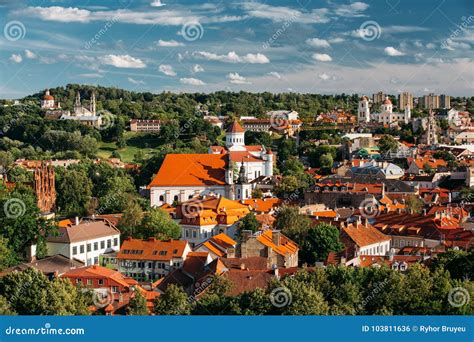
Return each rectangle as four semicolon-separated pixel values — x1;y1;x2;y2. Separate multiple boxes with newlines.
225;154;234;185
235;161;252;200
34;162;56;214
423;107;438;145
262;148;274;177
41;89;55;109
358;96;370;123
381;96;393;113
90;92;96;115
404;104;411;124
74;91;81;114
225;121;246;151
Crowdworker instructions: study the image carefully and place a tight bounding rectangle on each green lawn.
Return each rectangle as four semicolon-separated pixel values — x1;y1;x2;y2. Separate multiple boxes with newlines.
97;132;157;163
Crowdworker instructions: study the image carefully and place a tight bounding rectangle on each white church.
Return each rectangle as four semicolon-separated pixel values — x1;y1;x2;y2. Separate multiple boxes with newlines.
358;96;411;126
148;121;274;206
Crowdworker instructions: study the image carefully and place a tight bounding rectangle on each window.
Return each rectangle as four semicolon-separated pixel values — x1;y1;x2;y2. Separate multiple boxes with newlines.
111;286;119;293
159;195;164;201
72;246;77;255
185;230;189;238
76;278;82;284
94;257;98;264
94;242;98;251
174;195;178;201
192;231;197;238
80;245;84;254
113;238;118;247
87;279;92;285
98;279;104;286
87;244;91;252
101;240;105;249
107;240;111;248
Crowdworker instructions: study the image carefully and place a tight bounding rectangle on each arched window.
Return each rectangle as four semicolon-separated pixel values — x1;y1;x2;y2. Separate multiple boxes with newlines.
173;195;178;202
159;195;164;201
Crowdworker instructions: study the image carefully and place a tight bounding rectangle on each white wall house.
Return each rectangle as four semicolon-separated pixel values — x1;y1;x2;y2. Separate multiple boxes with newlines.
46;218;120;266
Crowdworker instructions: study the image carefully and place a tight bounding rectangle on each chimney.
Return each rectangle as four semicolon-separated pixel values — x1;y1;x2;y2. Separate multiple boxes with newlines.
272;230;281;246
364;217;369;227
75;216;80;226
242;230;252;241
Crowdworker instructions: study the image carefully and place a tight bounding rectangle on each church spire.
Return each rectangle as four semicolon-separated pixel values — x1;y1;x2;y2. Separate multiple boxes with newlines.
90;91;96;115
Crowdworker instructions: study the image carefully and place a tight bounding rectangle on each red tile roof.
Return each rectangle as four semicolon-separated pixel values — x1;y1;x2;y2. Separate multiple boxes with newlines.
117;238;189;261
148;154;227;188
342;222;391;247
226;121;245;133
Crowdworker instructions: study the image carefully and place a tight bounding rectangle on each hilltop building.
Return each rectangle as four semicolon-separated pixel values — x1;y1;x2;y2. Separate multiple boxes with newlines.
358;96;411;125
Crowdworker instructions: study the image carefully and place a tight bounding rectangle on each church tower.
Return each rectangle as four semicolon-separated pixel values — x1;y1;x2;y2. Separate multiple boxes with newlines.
90;92;96;115
235;162;252;200
74;91;81;114
358;96;370;123
225;121;246;151
381;96;393;113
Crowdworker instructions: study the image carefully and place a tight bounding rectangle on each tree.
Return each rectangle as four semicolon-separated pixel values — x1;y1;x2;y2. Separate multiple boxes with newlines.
251;188;263;199
300;223;344;264
319;153;333;169
405;195;423;214
0;268;90;315
0;237;14;271
0;295;16;315
378;135;398;154
154;284;191;315
127;290;148;315
275;206;312;243
119;200;145;239
430;249;474;280
57;168;93;216
237;213;260;240
141;208;181;240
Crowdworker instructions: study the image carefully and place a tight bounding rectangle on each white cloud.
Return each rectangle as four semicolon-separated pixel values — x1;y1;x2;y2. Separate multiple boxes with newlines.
180;77;206;85
193;51;269;64
240;2;330;24
227;72;251;84
268;71;281;79
77;73;103;78
25;49;37;59
14;6;243;26
192;64;204;73
426;43;436;49
333;2;369;17
9;54;22;63
159;64;176;76
384;26;430;34
98;54;146;68
307;38;330;48
384;47;405;56
329;37;345;44
157;39;184;47
312;53;332;62
441;39;470;51
318;72;337;81
128;77;145;85
151;0;165;7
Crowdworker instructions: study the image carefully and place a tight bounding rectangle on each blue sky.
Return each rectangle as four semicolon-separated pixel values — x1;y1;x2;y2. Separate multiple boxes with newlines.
0;0;473;98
